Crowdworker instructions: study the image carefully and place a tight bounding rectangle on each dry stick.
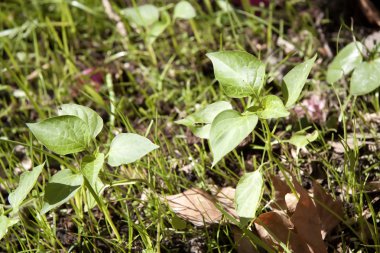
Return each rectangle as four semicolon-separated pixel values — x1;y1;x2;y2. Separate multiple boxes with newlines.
102;0;128;48
315;12;333;59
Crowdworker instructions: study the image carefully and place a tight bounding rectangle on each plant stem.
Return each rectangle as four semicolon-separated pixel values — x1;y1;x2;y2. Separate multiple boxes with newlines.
84;178;121;242
146;42;158;66
189;19;201;44
261;119;299;197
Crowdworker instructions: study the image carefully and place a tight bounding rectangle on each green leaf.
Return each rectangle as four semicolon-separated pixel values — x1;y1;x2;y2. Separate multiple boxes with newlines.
288;130;319;150
85;178;104;211
207;51;266;98
327;42;364;84
173;1;196;20
0;216;17;240
235;170;264;220
81;153;105;210
121;4;159;27
210;110;258;166
27;115;91;155
350;59;380;96
108;133;159;167
81;153;104;186
216;0;234;12
58;104;103;138
255;95;289;119
8;164;44;212
283;55;317;107
147;11;170;45
175;101;233;139
41;169;84;214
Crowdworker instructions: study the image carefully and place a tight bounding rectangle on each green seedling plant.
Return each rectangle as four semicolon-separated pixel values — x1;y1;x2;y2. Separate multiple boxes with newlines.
327;41;380;96
177;50;316;225
0;104;158;241
121;1;198;63
327;41;380;122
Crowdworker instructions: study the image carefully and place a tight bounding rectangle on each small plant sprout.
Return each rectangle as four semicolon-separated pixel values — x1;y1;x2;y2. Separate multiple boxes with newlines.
177;50;317;224
2;104;158;241
327;40;380;122
327;40;380;95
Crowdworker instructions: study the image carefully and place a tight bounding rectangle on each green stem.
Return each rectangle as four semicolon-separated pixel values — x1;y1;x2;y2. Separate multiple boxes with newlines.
146;42;157;66
84;178;121;242
167;25;180;55
261;120;299;198
189;19;201;44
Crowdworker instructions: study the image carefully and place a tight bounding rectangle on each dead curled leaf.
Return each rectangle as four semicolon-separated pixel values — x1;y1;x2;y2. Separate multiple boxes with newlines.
255;176;343;252
164;178;343;253
164;187;237;226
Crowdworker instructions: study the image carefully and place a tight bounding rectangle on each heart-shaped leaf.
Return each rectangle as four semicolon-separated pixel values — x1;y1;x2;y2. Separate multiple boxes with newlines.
8;164;44;212
107;133;159;167
175;101;232;139
210;110;258;166
207;51;266;98
327;42;364;84
121;4;159;27
256;95;289;119
27;115;91;155
173;1;196;20
58;104;103;138
235;170;264;220
283;55;317;107
350;59;380;96
41;169;84;214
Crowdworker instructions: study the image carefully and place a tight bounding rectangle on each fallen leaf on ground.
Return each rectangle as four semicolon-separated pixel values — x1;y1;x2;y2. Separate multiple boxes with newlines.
312;181;344;238
269;175;290;210
284;193;298;213
256;175;343;252
164;187;236;226
215;186;237;218
255;211;312;253
290;178;327;253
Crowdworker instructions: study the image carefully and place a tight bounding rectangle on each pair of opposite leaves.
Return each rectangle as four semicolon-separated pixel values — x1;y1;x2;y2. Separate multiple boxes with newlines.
26;104;159;167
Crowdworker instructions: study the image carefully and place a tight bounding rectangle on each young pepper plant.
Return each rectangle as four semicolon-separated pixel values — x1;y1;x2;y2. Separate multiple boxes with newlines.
121;1;198;63
1;104;158;241
327;41;380;96
327;40;380;125
176;50;316;224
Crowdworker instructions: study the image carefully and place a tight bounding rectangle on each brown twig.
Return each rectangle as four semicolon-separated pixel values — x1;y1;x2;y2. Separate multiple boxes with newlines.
102;0;128;46
358;0;380;26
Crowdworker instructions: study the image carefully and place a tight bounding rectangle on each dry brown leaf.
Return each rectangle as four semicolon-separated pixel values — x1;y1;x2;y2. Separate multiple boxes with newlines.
215;187;238;218
255;211;312;253
164;187;236;226
312;182;343;239
270;175;291;210
290;178;327;253
165;188;221;226
284;193;298;213
264;176;343;252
